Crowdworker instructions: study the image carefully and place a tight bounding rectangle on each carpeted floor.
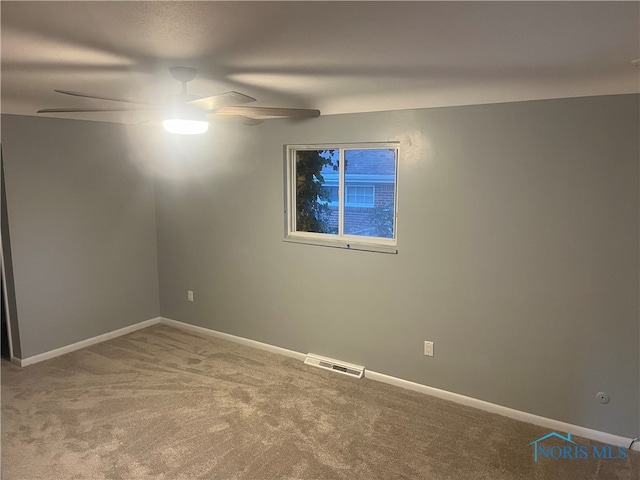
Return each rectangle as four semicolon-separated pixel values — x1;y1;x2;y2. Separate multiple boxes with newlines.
1;324;638;479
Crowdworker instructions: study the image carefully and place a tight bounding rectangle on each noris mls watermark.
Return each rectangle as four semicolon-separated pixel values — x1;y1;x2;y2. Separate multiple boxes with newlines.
528;432;628;462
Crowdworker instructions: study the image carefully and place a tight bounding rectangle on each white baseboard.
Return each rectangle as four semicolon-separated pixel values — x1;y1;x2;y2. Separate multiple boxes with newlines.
12;315;639;452
160;317;306;361
160;317;640;452
364;370;640;452
16;317;162;367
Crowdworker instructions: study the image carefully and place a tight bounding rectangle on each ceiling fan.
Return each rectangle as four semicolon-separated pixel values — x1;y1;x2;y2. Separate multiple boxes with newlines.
37;66;321;134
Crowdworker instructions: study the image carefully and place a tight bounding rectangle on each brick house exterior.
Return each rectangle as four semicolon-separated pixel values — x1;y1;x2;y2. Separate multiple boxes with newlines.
320;149;396;238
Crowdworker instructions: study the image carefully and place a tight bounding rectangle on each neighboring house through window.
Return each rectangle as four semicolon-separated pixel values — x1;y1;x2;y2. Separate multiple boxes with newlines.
285;143;398;253
346;185;375;207
325;185;375;207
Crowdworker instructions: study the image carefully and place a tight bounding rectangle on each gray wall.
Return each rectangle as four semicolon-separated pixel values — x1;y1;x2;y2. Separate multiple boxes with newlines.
2;96;637;439
155;95;639;438
1;114;160;358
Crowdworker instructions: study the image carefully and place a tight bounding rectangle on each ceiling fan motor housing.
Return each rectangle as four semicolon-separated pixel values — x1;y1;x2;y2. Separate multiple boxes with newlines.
164;92;207;124
169;66;198;84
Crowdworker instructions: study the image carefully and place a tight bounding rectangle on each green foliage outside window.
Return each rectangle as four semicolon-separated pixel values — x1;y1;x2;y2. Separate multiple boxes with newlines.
295;150;337;234
371;202;394;238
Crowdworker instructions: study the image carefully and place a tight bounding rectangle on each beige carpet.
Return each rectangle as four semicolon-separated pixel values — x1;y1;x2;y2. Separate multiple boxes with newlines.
1;324;638;479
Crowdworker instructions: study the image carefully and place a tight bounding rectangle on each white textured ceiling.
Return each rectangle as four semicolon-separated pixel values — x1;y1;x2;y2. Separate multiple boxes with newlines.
1;1;639;123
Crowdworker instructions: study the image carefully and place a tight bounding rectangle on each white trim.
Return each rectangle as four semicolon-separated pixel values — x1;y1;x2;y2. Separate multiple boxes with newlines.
0;241;14;361
0;206;15;362
160;317;640;452
364;370;640;452
10;314;639;452
160;317;306;361
283;235;398;254
16;317;162;367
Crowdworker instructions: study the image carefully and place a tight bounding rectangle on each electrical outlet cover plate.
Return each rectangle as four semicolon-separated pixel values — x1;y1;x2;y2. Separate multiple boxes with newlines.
424;341;434;357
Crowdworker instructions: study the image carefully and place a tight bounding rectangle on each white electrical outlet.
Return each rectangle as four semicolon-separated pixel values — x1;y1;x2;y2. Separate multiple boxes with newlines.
188;290;194;302
424;341;434;357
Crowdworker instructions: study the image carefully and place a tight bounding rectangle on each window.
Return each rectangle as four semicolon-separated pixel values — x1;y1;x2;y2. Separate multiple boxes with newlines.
325;185;374;207
346;185;374;207
285;143;398;253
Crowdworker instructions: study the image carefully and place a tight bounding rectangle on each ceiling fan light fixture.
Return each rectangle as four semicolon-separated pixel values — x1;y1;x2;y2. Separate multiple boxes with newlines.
162;118;209;135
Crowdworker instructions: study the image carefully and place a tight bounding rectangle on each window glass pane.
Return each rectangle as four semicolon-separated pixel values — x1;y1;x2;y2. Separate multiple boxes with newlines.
328;186;339;203
295;149;338;234
344;149;396;238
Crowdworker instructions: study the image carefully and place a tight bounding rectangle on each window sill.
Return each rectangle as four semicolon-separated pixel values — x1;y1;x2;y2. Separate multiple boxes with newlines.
284;235;398;254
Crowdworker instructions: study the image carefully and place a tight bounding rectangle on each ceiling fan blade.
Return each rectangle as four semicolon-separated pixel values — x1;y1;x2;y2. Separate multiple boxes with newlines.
55;89;163;106
213;106;320;118
206;113;264;126
188;91;257;111
232;116;264;126
37;107;161;113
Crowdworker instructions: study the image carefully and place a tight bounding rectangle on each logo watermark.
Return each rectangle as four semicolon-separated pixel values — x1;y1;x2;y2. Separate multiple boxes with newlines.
528;432;628;462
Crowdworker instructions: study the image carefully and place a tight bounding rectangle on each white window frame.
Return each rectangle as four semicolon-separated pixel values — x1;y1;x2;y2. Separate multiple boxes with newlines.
284;142;399;254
